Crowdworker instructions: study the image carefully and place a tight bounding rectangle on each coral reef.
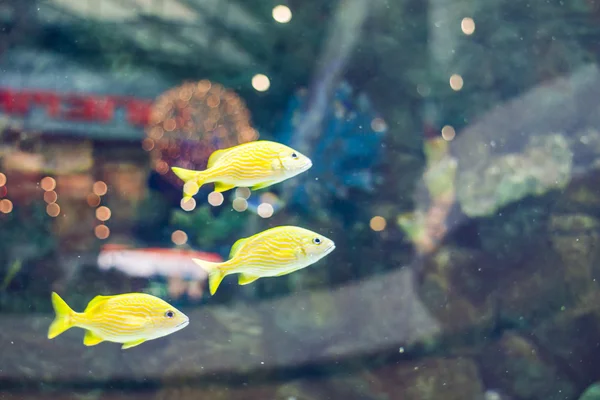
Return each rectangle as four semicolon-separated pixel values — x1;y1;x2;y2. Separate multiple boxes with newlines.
276;81;387;215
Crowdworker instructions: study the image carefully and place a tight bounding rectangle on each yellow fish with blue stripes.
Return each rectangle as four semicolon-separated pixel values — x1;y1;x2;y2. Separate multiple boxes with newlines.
193;226;336;295
47;292;189;349
171;140;312;200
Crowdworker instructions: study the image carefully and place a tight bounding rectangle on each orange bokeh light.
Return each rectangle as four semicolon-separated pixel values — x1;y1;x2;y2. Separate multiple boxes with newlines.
96;206;111;221
95;224;110;239
93;181;108;196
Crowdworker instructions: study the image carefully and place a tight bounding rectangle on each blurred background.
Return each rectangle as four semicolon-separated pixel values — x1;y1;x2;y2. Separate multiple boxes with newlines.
2;0;600;399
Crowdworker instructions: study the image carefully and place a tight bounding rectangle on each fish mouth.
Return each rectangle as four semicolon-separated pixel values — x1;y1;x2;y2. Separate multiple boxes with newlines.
176;319;190;329
299;160;313;172
323;243;336;256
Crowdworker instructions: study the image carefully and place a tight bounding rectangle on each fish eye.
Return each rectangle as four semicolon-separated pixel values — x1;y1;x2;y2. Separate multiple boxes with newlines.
313;237;322;245
291;152;298;158
165;310;175;318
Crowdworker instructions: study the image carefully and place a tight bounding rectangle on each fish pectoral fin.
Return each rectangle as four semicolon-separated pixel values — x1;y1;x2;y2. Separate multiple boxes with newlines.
83;330;104;346
238;273;260;286
250;181;276;191
214;181;236;192
121;339;146;350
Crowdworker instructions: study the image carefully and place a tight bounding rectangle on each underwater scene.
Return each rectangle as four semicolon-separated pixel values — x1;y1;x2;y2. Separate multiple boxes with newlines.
3;0;600;399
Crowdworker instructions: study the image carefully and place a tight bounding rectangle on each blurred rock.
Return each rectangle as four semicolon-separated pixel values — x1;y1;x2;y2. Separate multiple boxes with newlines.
379;357;485;400
477;332;577;400
530;304;600;389
417;246;498;339
457;133;572;218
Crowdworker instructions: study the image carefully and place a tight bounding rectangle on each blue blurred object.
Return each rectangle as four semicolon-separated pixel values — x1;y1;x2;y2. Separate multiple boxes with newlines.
276;81;387;209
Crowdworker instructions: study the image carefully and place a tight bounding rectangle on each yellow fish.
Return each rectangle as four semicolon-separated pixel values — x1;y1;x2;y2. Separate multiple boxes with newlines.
47;292;189;349
171;140;312;200
193;226;336;295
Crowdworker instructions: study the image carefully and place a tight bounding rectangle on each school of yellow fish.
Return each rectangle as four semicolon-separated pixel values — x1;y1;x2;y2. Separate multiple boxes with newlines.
48;140;335;349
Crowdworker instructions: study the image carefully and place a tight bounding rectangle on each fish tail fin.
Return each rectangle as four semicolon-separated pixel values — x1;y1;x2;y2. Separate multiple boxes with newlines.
171;167;209;201
48;292;76;339
193;258;226;295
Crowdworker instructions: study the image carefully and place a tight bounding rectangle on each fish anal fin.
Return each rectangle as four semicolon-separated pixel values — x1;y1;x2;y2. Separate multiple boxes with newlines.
238;273;260;286
83;330;104;346
84;295;112;312
250;181;276;191
229;238;248;258
207;149;228;168
121;339;146;350
214;182;236;192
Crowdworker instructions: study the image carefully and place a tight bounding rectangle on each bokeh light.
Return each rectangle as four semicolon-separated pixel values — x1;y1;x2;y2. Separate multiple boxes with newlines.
257;203;274;218
370;216;387;231
46;203;60;218
272;5;292;23
441;125;456;141
370;118;387;133
95;224;110;240
235;187;251;199
93;181;108;196
183;181;200;197
449;74;464;91
142;138;155;151
0;199;13;214
181;197;197;211
208;191;224;206
145;80;258;188
461;17;475;35
43;191;58;204
96;206;112;222
171;230;188;245
232;197;248;212
252;74;271;92
87;193;101;207
40;177;56;192
0;173;6;187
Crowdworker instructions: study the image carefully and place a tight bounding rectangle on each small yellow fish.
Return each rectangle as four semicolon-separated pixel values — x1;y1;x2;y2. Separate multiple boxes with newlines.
47;292;189;349
193;226;336;295
171;140;312;200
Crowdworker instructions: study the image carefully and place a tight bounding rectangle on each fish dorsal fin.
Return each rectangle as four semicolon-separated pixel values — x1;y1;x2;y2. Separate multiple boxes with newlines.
83;330;104;346
207;149;228;168
229;237;249;258
84;295;112;313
